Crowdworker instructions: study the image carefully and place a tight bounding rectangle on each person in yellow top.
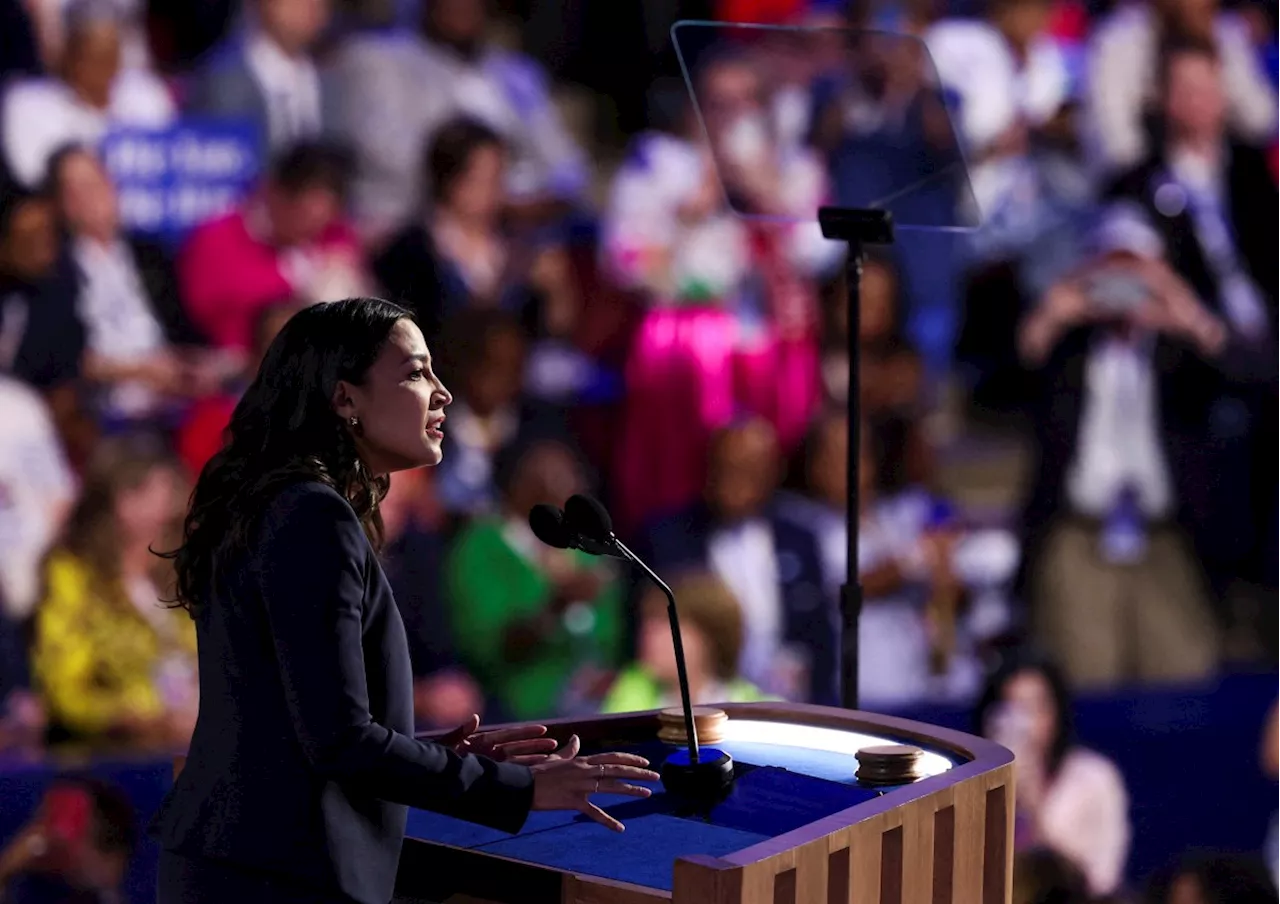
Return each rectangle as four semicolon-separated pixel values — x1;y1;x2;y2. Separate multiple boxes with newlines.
32;437;197;748
601;572;774;714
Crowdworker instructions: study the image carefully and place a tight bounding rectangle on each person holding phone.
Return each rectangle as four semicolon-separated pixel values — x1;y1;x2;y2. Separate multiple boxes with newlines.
150;299;658;904
974;654;1130;897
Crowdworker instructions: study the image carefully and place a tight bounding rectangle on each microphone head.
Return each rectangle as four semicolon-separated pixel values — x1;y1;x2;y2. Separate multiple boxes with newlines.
564;494;614;541
528;504;572;549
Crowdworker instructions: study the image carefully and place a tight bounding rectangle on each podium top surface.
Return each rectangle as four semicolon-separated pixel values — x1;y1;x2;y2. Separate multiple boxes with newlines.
401;703;1012;902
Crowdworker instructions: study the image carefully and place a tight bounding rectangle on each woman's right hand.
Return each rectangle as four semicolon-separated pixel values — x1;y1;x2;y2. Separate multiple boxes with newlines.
529;735;659;832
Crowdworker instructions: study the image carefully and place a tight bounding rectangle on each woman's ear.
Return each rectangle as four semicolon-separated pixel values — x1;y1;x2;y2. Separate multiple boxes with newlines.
332;380;358;422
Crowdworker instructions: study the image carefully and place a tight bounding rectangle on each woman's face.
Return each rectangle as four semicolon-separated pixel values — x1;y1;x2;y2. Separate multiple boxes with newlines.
337;319;452;474
1001;670;1058;751
57;151;118;240
115;467;182;545
443;144;505;223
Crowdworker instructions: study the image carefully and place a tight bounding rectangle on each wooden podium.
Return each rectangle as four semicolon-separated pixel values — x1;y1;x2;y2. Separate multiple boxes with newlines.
394;703;1014;904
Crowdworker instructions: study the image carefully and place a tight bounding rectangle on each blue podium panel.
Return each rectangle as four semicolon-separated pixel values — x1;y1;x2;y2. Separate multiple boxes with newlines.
477;814;769;892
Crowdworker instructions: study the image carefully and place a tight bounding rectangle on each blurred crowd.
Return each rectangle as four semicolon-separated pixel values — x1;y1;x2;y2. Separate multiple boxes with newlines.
0;0;1275;900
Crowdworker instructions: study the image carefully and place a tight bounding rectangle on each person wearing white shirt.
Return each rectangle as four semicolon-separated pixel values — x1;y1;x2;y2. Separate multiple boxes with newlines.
0;375;77;620
1;0;174;188
186;0;331;157
48;145;227;422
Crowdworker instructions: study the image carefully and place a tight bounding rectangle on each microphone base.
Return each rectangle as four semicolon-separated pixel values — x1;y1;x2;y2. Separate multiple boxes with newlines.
661;747;734;802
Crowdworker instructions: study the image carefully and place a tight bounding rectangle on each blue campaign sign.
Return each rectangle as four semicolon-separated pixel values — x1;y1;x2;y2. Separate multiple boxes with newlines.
100;118;262;244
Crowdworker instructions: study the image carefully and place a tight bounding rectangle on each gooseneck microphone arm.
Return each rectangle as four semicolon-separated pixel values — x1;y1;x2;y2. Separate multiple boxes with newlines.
610;537;700;766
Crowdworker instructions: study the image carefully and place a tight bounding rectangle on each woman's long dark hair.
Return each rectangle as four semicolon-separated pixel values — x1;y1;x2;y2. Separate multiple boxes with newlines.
161;297;413;615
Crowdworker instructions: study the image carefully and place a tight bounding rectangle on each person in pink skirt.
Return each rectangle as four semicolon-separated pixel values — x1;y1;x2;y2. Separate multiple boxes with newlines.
600;49;842;534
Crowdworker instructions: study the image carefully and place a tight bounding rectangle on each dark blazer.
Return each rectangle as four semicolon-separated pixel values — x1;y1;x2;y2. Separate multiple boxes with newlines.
641;502;839;707
150;481;534;904
1018;142;1278;595
1106;141;1278;589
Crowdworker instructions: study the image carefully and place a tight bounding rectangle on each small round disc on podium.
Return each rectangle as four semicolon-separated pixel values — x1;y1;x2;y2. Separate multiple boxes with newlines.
855;744;927;785
658;707;727;745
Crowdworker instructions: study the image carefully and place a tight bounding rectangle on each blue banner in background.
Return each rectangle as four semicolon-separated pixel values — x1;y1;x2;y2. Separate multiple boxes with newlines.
100;118;262;245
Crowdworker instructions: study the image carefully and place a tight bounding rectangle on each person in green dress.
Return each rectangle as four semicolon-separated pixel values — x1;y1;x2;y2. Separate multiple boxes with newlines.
601;572;773;714
445;439;622;721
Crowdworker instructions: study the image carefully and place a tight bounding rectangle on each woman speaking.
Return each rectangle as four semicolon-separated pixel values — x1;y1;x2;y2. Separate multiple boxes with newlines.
151;298;658;903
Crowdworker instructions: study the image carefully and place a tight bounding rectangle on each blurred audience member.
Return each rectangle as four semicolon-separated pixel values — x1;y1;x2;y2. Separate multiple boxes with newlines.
976;654;1130;896
1017;206;1226;689
178;141;367;353
48;145;228;427
601;573;772;714
0;375;76;623
783;411;980;708
1084;0;1276;175
174;300;299;479
329;0;588;238
444;439;622;721
0;185;95;467
374;117;576;338
1;0;175;188
604;50;839;532
1105;38;1277;614
1013;847;1092;904
378;467;485;730
927;0;1071;216
430;308;565;520
0;775;136;904
847;254;933;489
187;0;336;157
1145;851;1278;904
31;437;197;748
643;418;836;705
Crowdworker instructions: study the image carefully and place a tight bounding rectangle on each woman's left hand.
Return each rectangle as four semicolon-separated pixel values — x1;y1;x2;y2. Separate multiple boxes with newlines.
441;714;560;764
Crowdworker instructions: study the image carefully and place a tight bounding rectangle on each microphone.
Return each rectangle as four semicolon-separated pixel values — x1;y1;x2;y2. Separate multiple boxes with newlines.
528;503;625;560
560;494;734;802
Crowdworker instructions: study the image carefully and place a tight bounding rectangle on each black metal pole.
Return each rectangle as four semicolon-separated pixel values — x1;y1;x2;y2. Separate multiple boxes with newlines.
841;243;864;712
816;206;894;713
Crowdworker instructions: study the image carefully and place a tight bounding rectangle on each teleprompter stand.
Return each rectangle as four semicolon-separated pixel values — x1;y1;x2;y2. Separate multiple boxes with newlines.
817;206;896;712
